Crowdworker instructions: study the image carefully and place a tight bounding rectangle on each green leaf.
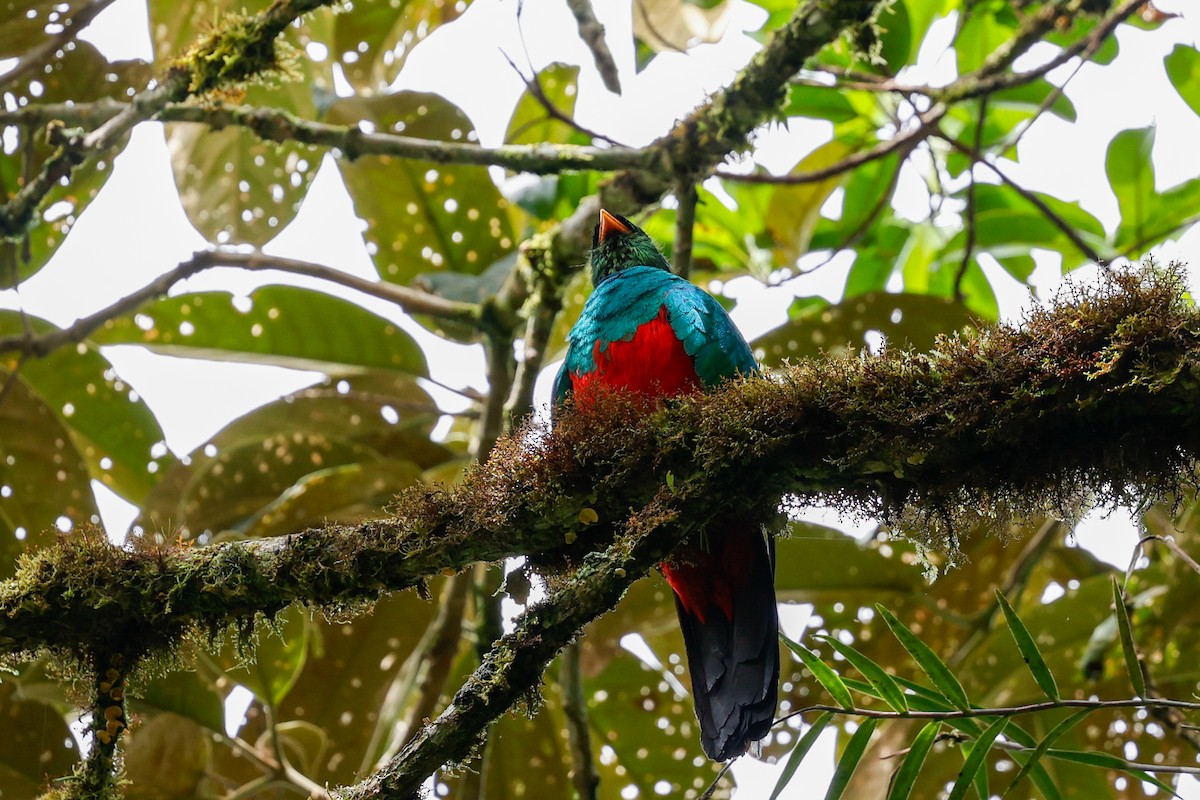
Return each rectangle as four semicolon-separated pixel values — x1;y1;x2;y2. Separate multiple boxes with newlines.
782;635;854;709
333;0;468;92
774;523;924;603
1105;126;1157;249
242;459;424;538
1045;749;1179;797
220;606;311;707
766;138;862;265
770;711;834;800
1111;576;1146;697
947;715;1007;800
887;721;940;800
824;717;877;800
784;84;865;123
133;671;227;736
329;91;515;283
0;370;99;576
93;285;427;376
0;42;149;287
1165;44;1200;118
121;711;212;799
994;589;1060;701
815;635;908;713
874;604;970;711
0;312;166;502
1002;709;1090;798
753;291;975;363
955;2;1017;74
0;681;76;795
506;63;583;146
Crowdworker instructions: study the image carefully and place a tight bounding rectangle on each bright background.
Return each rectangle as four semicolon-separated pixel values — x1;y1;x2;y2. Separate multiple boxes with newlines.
4;0;1199;795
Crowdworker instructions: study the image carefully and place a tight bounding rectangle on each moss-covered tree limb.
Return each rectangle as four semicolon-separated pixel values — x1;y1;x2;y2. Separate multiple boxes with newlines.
2;265;1198;654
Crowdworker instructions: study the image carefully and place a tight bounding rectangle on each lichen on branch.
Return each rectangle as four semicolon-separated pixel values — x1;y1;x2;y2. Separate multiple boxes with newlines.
2;262;1198;666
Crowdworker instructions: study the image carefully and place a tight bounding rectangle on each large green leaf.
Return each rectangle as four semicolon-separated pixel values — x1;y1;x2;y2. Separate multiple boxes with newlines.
0;42;150;287
273;589;442;783
955;1;1018;74
0;681;77;798
0;313;166;502
1165;44;1200;118
766;138;863;266
93;285;427;376
329;91;514;284
220;606;311;707
775;522;925;603
0;369;99;577
753;291;975;363
122;712;212;800
149;1;332;246
134;371;450;539
1105;126;1157;250
333;0;469;93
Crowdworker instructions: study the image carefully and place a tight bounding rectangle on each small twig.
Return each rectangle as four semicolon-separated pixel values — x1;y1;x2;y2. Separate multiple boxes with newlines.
499;50;622;147
559;641;599;800
0;0;121;87
953;94;988;303
939;0;1147;105
672;180;697;280
938;133;1106;265
565;0;621;94
698;759;736;800
0;249;481;361
716;106;945;185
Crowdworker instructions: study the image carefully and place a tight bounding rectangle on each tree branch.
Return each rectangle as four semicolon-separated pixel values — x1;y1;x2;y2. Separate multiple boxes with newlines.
565;0;621;95
0;249;479;360
0;0;342;240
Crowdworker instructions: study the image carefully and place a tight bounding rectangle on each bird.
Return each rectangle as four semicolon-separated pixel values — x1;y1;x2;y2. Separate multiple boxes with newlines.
553;208;779;761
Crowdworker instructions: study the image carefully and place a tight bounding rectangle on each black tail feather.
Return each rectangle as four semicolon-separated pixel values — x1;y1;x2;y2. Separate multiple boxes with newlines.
674;530;779;761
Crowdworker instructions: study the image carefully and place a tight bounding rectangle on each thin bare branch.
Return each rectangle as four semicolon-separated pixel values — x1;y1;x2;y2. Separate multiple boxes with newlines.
565;0;621;94
672;180;697;280
716;106;945;185
939;133;1107;265
954;95;988;303
560;641;599;800
0;249;480;360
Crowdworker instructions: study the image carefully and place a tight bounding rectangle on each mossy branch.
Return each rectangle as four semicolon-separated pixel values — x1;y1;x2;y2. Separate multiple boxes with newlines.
1;264;1197;652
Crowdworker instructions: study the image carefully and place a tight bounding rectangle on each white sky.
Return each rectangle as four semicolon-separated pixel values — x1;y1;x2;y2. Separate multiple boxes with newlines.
7;0;1200;795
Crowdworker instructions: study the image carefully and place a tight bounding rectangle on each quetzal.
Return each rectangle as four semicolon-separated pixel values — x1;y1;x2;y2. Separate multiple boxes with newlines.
553;209;779;761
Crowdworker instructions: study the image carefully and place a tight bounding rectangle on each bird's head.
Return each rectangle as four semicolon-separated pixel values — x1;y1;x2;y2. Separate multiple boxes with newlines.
589;209;672;284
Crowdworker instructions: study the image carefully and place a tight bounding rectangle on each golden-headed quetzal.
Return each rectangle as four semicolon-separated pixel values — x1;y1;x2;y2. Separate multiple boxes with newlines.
553;209;780;761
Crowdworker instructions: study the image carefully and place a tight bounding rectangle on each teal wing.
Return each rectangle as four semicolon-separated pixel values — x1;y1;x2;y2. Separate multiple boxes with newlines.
661;276;759;385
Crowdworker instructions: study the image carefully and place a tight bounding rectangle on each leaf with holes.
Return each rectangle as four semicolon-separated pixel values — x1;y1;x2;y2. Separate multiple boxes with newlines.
93;285;427;376
0;312;167;502
0;371;99;576
753;291;975;363
333;0;469;93
330;91;514;283
0;42;149;287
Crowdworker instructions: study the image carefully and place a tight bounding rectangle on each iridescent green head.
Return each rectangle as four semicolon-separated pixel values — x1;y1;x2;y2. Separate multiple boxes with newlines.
589;209;672;285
